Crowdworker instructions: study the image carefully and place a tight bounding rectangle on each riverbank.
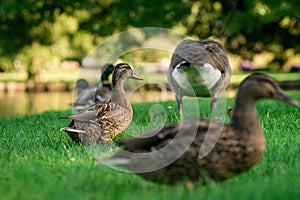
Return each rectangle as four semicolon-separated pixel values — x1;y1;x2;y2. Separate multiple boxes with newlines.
0;82;75;93
1;78;300;94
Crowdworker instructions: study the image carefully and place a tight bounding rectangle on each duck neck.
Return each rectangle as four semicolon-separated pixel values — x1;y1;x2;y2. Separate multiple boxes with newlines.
110;78;130;109
101;72;110;82
230;91;262;134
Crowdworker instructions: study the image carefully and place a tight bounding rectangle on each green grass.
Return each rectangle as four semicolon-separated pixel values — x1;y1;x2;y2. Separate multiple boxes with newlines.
0;71;299;84
230;72;300;85
0;91;300;200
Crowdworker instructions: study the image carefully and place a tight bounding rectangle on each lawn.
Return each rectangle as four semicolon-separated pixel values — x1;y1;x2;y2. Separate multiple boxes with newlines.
0;70;299;85
0;91;299;200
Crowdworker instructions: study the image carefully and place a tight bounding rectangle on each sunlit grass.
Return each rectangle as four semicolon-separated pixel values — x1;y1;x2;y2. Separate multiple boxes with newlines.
0;91;299;200
0;71;298;85
230;72;300;85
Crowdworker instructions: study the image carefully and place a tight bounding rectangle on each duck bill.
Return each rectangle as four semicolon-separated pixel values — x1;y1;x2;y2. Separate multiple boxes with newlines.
275;91;299;107
130;72;143;80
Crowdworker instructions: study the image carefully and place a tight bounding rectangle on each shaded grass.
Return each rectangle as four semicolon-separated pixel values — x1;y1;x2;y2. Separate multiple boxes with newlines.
0;91;299;200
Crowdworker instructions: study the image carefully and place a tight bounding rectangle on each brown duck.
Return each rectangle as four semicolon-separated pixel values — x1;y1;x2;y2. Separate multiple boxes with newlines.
101;73;299;185
168;39;231;117
60;63;143;144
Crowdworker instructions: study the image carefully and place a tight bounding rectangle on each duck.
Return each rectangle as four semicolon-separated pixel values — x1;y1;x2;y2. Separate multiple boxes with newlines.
60;63;143;144
100;73;299;185
72;64;115;112
167;39;231;118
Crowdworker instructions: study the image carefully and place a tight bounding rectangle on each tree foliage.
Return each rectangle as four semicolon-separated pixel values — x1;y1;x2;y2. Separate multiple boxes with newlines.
0;0;299;78
218;0;300;69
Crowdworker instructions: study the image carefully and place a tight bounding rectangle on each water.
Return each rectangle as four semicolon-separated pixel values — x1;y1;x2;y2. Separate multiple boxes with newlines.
0;91;74;118
0;88;238;119
0;89;176;118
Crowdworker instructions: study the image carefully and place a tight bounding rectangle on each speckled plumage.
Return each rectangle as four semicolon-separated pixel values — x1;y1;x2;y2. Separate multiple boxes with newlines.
101;73;299;184
168;39;231;116
60;63;143;144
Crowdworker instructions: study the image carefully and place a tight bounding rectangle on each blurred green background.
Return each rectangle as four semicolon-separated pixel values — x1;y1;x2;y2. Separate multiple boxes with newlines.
1;0;300;77
0;0;300;117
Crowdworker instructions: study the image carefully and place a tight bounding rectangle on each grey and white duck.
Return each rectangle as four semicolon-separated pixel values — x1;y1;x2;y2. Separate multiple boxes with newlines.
60;63;143;144
72;64;115;112
168;39;231;117
101;73;299;185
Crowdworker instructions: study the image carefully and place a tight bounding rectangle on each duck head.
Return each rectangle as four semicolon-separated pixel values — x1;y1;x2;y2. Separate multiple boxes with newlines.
101;64;115;82
112;63;143;86
239;73;299;106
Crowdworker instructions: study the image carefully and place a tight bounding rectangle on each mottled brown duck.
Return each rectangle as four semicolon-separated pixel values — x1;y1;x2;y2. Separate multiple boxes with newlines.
101;73;299;185
60;63;143;144
167;39;231;117
72;64;115;112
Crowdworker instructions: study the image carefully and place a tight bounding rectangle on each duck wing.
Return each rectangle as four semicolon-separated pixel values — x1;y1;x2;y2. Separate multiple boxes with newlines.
116;118;224;152
100;119;221;174
200;39;229;72
170;40;215;69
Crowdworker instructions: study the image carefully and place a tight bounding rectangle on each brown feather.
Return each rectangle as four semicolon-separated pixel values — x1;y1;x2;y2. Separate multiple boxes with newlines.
101;73;299;184
168;39;232;116
60;63;143;144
